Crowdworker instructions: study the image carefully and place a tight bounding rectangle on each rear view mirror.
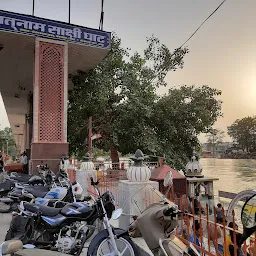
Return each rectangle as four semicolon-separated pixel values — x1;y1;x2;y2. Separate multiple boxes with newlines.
111;208;123;220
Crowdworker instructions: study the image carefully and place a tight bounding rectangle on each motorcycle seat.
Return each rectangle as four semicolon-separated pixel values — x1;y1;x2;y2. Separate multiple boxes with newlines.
23;202;62;217
61;202;94;217
10;174;31;183
0;180;12;192
24;187;49;198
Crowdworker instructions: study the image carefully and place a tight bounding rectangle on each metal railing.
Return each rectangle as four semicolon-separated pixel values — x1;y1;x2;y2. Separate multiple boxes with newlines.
70;162;255;255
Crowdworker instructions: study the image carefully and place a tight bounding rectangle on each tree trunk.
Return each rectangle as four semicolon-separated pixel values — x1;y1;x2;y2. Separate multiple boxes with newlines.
110;149;119;170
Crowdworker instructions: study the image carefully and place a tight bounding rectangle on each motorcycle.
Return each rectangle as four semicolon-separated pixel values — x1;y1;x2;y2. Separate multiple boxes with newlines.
23;177;83;207
0;168;78;212
86;177;137;256
128;172;200;256
4;178;128;255
0;171;49;213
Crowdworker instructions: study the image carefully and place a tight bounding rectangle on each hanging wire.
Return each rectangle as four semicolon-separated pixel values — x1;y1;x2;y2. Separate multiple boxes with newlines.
179;0;227;48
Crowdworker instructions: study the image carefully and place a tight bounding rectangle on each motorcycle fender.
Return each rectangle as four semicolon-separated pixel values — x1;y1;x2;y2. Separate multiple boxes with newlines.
87;228;127;256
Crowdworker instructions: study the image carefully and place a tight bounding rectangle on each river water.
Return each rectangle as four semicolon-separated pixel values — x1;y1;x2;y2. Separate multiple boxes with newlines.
201;158;256;195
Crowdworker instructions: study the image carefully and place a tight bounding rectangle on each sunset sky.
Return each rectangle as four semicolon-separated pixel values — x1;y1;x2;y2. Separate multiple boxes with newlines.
0;0;255;142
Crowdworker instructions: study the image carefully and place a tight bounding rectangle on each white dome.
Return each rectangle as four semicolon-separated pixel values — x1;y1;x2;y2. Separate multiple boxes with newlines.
127;165;151;182
185;156;203;177
80;161;95;171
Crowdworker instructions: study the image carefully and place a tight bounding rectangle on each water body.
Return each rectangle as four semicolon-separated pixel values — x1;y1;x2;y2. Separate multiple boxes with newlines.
201;158;256;195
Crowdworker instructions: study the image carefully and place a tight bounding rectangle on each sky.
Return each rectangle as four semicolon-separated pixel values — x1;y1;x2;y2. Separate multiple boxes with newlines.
0;0;256;142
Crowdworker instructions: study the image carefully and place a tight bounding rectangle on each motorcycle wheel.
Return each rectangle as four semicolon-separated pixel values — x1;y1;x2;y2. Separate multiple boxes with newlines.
0;202;11;213
92;234;137;256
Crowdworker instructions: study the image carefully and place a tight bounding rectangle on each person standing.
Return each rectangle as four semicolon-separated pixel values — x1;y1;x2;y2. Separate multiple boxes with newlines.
0;156;4;172
20;152;28;174
216;203;224;223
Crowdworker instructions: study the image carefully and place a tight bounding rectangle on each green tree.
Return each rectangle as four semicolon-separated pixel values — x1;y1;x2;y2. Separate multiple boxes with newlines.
0;127;17;156
228;116;256;152
68;34;222;169
206;128;225;156
151;86;222;168
68;35;188;159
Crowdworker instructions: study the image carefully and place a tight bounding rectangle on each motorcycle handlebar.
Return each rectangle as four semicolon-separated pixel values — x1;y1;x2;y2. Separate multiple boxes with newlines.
90;177;100;186
163;206;184;217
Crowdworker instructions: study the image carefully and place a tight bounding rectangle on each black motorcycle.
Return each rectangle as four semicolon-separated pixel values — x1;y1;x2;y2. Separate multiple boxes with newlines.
5;178;136;256
0;168;55;213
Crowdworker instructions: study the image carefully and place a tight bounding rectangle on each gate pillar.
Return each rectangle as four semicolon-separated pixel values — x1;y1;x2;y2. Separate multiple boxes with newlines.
31;38;68;173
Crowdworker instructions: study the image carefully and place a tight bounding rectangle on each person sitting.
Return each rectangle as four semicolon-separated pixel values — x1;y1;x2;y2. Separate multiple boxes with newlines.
216;203;223;223
190;220;205;255
177;214;192;240
229;225;250;256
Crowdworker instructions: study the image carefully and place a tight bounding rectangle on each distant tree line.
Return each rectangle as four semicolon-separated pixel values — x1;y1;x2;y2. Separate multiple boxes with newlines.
228;116;256;153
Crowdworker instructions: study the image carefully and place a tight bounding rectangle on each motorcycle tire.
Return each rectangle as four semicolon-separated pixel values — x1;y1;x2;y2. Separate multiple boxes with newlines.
91;234;138;256
0;202;11;213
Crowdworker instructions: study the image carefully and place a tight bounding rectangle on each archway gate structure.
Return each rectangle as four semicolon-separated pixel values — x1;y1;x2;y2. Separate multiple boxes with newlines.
0;9;111;172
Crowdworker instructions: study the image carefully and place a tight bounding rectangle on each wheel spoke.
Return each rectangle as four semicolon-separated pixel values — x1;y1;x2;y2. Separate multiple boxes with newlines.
120;244;129;256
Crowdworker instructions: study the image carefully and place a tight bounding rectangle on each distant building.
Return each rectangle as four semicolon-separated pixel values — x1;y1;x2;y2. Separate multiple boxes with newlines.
201;142;234;157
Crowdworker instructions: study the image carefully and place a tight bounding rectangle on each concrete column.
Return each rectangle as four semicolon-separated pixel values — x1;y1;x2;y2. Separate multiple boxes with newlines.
31;38;68;173
118;180;159;230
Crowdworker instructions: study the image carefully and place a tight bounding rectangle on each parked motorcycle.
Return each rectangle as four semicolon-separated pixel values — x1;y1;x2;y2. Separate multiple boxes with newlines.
4;177;126;255
129;172;200;256
23;178;83;207
5;177;136;255
86;177;137;256
0;167;79;212
0;172;48;213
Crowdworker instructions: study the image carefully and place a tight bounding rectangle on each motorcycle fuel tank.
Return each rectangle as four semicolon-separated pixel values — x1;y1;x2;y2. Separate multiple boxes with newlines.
44;187;67;200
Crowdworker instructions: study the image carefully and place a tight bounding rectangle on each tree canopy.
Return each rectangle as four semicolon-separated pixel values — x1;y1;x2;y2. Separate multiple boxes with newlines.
228;116;256;153
68;34;222;169
0;127;17;156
